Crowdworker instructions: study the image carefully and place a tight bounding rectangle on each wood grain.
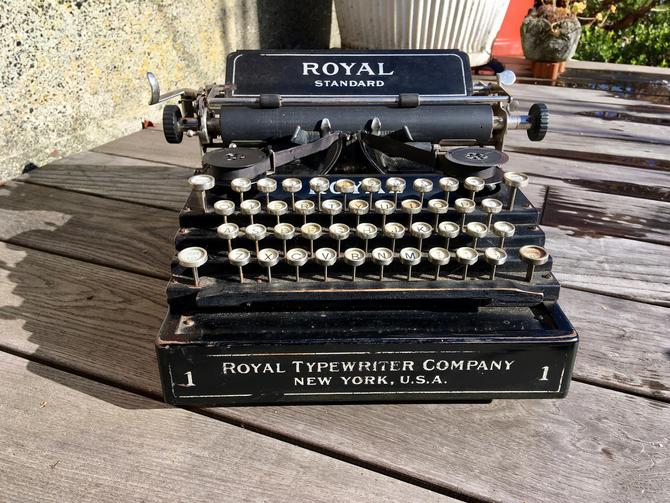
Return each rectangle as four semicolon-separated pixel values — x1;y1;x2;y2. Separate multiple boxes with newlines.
0;181;174;279
92;128;202;168
0;352;448;503
0;243;668;502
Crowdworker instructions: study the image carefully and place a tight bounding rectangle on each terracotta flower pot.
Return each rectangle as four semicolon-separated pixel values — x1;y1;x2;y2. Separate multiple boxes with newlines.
521;15;581;62
334;0;510;67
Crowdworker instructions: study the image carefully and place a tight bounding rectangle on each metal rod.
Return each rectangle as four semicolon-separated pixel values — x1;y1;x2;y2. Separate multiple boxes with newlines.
192;267;200;287
211;95;511;106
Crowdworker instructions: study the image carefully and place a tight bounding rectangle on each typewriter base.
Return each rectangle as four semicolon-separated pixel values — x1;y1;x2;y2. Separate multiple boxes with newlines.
156;303;577;406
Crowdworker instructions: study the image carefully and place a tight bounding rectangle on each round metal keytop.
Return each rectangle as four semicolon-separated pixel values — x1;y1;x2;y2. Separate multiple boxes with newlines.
428;246;450;280
503;172;529;210
245;223;267;254
189;174;215;192
230;177;252;203
228;247;251;283
361;177;382;206
465;221;488;249
301;223;323;256
344;247;366;281
356;222;378;253
213;199;235;223
348;199;370;225
373;199;395;227
410;221;432;252
399;247;422;281
454;198;476;231
274;222;296;256
295;199;316;224
383;221;405;253
328;223;350;255
519;245;549;282
217;222;240;252
484;246;507;280
178;246;208;286
455;246;479;280
257;177;277;194
427;198;449;229
282;177;302;210
413;178;434;207
314;247;337;281
438;177;459;204
371;247;393;280
309;176;330;211
400;199;422;228
334;178;356;209
267;200;289;225
240;199;262;224
481;198;503;229
464;176;485;200
385;177;406;205
438;221;460;240
257;247;280;283
493;221;516;249
286;248;309;282
321;199;343;225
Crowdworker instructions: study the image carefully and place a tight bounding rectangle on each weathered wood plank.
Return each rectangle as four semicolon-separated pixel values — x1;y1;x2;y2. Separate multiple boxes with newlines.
0;243;668;502
39;150;172;168
546;226;670;306
92;128;202;168
541;184;670;245
18;163;189;212
0;181;174;279
0;352;448;503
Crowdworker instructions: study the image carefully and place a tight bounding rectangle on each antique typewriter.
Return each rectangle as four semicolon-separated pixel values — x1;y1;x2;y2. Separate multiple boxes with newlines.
148;50;578;406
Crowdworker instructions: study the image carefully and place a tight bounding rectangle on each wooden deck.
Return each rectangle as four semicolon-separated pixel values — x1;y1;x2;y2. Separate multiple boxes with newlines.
1;81;669;502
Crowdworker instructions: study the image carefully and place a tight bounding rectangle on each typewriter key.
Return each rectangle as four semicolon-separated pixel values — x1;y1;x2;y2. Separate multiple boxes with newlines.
273;222;296;256
321;199;343;226
503;172;529;210
399;247;422;281
361;177;382;207
217;222;240;253
481;198;503;229
314;247;337;281
295;199;316;225
454;198;476;231
383;221;405;253
228;248;251;283
230;177;252;204
328;223;350;256
456;247;479;280
257;177;277;207
213;199;235;223
410;222;433;252
386;177;406;206
465;221;488;249
438;177;459;204
177;246;208;287
371;247;394;280
257;248;280;283
282;177;303;211
356;222;378;253
244;223;267;255
309;176;330;211
464;176;485;201
401;199;422;228
484;247;507;280
349;199;370;226
188;174;215;212
492;221;516;249
240;199;261;225
519;245;549;282
267;200;289;225
334;178;356;210
286;248;309;282
374;199;395;227
428;247;451;280
413;178;434;207
437;221;460;249
301;223;323;256
344;247;366;282
427;198;449;230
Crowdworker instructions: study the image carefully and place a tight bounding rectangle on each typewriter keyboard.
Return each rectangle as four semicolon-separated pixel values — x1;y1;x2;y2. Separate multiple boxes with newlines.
170;173;557;311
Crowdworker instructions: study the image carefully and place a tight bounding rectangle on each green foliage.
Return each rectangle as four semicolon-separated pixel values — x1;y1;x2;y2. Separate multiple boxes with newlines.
574;1;670;67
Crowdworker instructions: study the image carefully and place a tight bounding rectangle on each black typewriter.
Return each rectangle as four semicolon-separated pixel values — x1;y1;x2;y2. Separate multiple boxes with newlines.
148;50;578;406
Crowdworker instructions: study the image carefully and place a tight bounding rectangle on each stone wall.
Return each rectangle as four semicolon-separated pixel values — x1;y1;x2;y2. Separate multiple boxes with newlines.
0;0;339;182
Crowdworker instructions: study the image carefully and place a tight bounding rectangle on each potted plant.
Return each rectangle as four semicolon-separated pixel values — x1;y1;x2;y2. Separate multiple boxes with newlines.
334;0;510;67
521;0;585;79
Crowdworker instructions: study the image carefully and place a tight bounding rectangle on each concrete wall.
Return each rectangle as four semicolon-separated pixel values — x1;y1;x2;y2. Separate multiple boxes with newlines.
0;0;339;182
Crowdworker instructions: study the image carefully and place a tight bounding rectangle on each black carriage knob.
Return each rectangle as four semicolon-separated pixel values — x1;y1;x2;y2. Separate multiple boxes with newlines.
527;103;549;142
163;104;183;144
